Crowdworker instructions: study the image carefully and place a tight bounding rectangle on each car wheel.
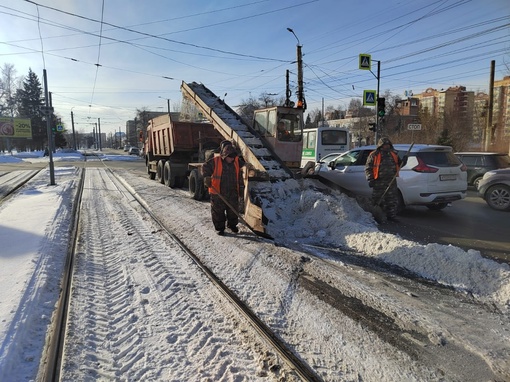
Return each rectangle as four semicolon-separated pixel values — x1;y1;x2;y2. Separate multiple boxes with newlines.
473;177;482;189
485;184;510;211
427;203;448;211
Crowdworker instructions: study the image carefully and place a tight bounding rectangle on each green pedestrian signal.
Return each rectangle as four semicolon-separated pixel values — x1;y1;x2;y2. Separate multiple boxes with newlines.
377;97;386;117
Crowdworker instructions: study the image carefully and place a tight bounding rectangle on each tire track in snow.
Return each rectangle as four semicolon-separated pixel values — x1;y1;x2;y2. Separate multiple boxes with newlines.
61;168;293;381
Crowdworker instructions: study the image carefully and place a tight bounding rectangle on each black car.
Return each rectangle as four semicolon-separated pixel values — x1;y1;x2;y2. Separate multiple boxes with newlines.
454;152;510;188
478;168;510;211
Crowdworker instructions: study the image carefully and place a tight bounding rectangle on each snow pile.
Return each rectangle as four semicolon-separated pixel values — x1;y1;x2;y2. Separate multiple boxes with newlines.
263;178;510;310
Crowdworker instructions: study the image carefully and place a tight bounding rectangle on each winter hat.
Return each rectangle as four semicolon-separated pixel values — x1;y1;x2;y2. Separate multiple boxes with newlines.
377;136;392;147
220;140;233;150
221;144;237;158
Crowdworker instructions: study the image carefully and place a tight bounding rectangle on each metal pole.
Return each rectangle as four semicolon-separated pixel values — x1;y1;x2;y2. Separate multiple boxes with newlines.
297;44;304;109
71;110;76;150
43;69;55;185
485;60;495;151
98;118;102;151
375;60;381;143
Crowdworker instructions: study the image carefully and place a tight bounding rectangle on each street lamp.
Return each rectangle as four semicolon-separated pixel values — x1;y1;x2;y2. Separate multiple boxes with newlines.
287;27;300;46
158;96;171;114
287;27;305;109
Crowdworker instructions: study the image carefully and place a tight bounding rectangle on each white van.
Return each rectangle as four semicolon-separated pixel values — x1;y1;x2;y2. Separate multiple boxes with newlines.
301;126;350;167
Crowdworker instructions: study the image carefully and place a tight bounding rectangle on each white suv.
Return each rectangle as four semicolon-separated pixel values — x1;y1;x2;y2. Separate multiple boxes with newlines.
315;144;468;211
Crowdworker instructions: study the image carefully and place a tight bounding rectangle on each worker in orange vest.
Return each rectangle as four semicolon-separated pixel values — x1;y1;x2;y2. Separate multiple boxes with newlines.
202;142;245;235
365;137;402;222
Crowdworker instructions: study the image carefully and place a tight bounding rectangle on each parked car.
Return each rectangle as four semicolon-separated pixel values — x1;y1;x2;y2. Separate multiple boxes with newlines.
123;145;131;152
316;152;344;165
314;144;468;211
128;147;140;155
454;152;510;188
477;168;510;211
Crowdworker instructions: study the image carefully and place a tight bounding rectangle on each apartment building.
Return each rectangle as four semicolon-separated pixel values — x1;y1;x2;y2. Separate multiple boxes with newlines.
416;86;474;130
493;76;510;144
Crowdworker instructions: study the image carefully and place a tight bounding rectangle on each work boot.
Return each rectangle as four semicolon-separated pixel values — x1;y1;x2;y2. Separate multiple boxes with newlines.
217;230;225;236
229;225;239;233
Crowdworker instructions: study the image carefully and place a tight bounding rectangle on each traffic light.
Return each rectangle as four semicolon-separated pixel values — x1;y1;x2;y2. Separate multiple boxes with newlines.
377;97;386;117
368;123;376;132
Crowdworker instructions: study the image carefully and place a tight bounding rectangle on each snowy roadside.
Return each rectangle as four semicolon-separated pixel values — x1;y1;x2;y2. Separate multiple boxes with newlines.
0;166;81;381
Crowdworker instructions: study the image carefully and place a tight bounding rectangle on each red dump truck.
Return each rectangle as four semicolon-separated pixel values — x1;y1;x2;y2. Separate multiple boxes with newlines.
144;113;223;191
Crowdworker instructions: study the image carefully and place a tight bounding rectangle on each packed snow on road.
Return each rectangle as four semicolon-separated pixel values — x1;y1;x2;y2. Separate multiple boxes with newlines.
0;150;509;381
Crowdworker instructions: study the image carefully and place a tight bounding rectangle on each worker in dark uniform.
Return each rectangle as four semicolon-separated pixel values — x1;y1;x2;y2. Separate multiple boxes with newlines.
202;143;245;235
365;137;401;222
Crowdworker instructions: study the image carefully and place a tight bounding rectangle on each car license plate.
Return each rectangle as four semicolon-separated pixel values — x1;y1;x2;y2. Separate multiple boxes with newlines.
440;174;457;181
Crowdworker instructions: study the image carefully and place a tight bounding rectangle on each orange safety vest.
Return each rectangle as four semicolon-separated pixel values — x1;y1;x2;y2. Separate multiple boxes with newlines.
372;150;400;179
209;156;240;195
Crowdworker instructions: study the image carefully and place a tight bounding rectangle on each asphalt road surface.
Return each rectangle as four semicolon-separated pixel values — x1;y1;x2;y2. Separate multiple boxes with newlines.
379;189;509;265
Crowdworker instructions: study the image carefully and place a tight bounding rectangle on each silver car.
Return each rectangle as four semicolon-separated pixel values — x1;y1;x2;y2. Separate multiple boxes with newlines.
315;144;468;211
478;168;510;211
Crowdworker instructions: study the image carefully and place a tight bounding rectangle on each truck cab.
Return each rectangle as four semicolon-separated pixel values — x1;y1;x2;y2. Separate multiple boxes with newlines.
252;106;304;169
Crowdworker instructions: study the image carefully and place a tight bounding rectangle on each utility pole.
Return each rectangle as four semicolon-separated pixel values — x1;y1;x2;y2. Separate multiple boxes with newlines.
70;109;77;150
98;118;102;151
42;69;55;185
485;60;495;151
287;28;306;110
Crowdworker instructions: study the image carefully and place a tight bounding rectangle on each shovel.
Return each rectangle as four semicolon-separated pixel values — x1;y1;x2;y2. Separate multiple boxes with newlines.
208;184;271;239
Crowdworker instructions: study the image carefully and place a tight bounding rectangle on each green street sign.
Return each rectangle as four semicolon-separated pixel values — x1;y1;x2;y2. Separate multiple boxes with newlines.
359;54;371;70
363;90;376;106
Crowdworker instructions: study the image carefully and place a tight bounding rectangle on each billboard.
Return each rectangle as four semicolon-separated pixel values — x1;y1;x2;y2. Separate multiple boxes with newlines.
0;117;32;138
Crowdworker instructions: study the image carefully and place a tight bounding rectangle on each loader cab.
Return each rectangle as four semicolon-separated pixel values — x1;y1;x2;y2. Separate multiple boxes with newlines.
253;106;304;168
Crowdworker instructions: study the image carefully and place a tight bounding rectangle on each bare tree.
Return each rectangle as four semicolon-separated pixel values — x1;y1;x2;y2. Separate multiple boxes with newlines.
0;63;21;117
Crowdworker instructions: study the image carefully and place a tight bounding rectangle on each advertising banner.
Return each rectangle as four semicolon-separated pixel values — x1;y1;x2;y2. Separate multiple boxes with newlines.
0;117;32;138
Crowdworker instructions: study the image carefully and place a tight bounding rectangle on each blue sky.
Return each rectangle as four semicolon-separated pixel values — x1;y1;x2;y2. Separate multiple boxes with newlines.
1;0;509;136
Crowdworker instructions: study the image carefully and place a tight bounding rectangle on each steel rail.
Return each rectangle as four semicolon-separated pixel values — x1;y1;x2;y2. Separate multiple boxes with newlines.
39;168;86;382
108;167;323;382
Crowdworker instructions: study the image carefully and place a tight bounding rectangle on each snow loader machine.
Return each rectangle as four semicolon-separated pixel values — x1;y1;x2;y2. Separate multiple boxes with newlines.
180;80;306;238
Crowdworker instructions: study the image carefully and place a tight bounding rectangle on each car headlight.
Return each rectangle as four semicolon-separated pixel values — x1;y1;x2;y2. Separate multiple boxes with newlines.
482;170;497;180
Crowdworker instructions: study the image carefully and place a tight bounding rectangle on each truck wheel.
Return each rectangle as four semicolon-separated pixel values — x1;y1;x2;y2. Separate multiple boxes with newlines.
157;160;165;184
147;165;156;180
189;169;204;200
164;161;176;188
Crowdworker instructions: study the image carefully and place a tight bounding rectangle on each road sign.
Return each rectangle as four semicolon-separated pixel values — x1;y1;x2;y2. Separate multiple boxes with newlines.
39;106;54;114
359;54;371;70
363;90;376;106
56;125;64;132
408;123;422;130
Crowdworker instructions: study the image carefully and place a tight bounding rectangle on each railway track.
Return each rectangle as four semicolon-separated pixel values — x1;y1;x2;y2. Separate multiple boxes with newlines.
0;169;40;201
42;165;321;381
